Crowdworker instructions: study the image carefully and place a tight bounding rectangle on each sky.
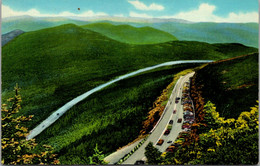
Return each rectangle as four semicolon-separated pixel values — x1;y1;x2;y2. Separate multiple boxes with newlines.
2;0;259;22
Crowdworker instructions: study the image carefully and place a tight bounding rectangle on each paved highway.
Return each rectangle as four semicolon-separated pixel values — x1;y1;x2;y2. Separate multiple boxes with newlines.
122;72;194;164
27;61;211;140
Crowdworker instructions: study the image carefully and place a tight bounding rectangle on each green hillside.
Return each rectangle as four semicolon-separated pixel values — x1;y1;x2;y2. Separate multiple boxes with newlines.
36;63;200;164
82;22;178;44
194;53;258;118
2;23;257;128
3;17;258;47
2;23;258;163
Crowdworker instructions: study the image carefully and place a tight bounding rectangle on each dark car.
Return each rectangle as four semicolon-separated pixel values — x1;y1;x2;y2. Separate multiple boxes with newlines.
173;110;177;114
167;140;172;143
135;160;145;165
164;130;170;135
169;120;174;124
177;118;182;123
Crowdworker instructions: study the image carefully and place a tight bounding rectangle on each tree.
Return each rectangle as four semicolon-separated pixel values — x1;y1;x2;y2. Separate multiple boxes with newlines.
88;144;107;165
144;142;162;164
161;101;259;165
1;84;60;165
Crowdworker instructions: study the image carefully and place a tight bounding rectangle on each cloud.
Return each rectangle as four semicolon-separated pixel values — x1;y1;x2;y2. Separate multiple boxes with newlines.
128;0;164;11
129;3;258;23
169;3;258;23
2;5;108;18
2;5;42;18
223;12;258;23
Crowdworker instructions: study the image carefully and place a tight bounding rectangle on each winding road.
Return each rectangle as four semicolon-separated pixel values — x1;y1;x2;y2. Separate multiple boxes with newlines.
121;72;194;164
27;60;212;140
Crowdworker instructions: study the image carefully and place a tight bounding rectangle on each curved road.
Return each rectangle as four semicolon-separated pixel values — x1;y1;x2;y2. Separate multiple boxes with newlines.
122;72;194;164
27;60;212;140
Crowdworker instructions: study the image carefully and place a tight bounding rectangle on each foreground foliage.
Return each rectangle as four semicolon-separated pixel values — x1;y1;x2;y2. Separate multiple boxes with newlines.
145;142;162;164
89;144;107;165
1;85;59;165
160;101;258;165
194;53;258;118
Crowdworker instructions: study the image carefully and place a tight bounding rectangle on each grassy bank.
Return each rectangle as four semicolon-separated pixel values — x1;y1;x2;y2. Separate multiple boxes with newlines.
193;53;258;118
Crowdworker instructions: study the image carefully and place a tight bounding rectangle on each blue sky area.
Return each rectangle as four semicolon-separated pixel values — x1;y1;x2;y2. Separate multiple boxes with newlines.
2;0;259;22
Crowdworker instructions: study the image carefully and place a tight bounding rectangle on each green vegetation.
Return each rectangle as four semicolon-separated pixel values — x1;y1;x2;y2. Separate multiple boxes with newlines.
145;142;162;164
82;22;178;44
1;85;59;165
194;53;258;118
35;64;199;164
3;24;256;129
146;101;258;165
2;23;258;164
116;136;148;164
160;101;258;165
88;144;107;165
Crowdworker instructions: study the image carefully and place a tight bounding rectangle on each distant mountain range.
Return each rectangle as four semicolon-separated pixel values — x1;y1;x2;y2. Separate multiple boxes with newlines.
2;15;191;23
2;16;258;48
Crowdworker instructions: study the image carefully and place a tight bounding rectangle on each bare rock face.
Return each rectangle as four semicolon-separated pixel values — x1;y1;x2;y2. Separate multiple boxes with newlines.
2;29;24;46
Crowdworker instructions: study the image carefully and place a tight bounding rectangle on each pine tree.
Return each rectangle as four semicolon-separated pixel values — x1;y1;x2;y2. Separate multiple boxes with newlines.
1;84;60;165
144;142;162;164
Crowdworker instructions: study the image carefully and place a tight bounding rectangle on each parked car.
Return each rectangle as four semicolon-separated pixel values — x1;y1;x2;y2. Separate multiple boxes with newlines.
135;160;145;165
157;139;164;145
184;111;193;116
173;110;177;114
167;140;172;143
166;147;174;153
177;118;182;123
184;128;191;132
175;139;184;145
184;116;194;121
167;124;172;130
176;138;185;142
184;120;194;124
171;143;181;147
182;125;191;129
169;120;174;124
184;114;194;118
164;129;170;135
